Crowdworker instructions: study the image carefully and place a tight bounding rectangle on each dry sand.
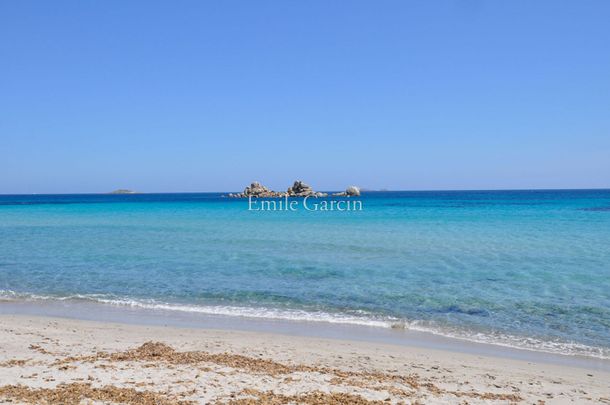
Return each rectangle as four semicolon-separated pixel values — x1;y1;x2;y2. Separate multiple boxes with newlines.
0;314;608;404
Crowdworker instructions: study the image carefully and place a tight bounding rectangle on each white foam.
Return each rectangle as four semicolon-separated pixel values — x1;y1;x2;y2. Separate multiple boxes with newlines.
94;297;394;328
1;290;609;360
0;290;393;328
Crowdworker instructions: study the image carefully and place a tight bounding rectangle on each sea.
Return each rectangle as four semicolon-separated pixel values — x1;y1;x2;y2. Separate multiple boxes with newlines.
1;190;609;360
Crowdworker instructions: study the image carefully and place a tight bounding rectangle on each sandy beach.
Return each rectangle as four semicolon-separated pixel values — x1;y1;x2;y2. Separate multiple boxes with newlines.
3;0;610;403
0;315;607;404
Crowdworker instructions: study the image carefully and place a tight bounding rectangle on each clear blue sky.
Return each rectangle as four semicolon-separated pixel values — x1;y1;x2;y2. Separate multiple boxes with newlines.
1;1;609;193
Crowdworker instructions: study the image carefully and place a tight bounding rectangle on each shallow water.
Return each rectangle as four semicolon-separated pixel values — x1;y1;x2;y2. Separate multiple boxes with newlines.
1;190;609;358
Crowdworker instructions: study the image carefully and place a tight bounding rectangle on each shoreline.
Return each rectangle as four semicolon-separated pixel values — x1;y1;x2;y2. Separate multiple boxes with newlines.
0;314;609;404
2;299;609;372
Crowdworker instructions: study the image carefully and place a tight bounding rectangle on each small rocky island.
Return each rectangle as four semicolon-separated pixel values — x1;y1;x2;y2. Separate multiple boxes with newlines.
108;189;138;194
228;181;360;198
332;186;361;197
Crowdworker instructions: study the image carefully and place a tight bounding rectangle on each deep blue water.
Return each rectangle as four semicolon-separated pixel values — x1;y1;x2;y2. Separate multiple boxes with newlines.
1;190;610;358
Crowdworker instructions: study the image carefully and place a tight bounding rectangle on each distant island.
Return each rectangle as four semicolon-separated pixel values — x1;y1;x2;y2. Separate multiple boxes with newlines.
108;189;138;194
227;180;360;198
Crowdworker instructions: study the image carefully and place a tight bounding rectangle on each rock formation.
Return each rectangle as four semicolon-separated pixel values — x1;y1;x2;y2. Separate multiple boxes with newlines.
227;182;362;198
332;186;360;197
287;180;327;197
228;182;286;198
346;185;361;196
227;180;329;198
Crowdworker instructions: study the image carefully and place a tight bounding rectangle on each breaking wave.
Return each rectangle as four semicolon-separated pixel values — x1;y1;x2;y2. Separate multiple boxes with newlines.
1;290;609;360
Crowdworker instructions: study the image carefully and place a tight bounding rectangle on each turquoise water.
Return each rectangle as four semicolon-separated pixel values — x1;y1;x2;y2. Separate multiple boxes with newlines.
1;190;610;358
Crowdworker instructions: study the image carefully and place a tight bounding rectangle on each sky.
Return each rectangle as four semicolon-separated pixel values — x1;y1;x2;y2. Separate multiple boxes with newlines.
1;1;609;193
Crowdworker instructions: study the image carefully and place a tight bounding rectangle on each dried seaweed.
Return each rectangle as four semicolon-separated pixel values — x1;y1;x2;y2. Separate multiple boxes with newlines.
227;388;385;405
0;382;194;405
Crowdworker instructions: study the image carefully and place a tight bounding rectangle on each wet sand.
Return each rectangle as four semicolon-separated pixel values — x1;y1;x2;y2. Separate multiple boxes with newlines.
0;314;609;404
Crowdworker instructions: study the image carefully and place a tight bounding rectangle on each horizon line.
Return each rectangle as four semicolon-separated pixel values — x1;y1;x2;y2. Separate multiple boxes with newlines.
1;187;609;196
